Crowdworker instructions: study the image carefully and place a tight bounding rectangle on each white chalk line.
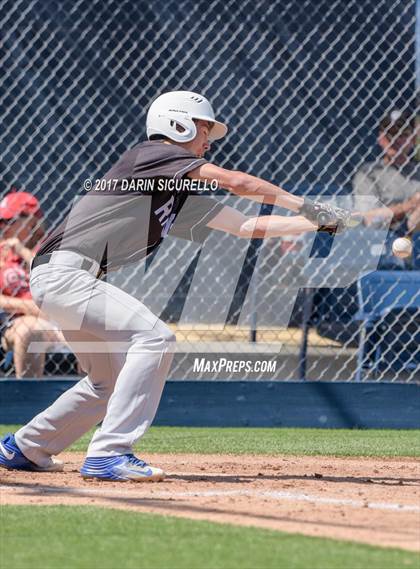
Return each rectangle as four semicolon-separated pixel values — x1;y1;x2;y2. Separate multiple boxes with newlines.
1;485;418;513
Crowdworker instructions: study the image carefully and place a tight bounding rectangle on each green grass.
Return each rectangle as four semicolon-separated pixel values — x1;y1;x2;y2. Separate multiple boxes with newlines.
1;506;418;569
1;425;419;457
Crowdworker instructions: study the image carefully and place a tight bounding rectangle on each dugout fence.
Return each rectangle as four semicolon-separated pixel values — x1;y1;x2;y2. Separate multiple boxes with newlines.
1;0;419;381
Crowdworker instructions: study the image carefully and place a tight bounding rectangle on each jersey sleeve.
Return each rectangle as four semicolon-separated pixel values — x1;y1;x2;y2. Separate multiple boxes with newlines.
168;195;225;243
133;142;208;180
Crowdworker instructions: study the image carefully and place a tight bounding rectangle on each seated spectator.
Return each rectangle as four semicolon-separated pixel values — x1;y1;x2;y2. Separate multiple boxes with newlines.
353;109;419;234
0;191;67;377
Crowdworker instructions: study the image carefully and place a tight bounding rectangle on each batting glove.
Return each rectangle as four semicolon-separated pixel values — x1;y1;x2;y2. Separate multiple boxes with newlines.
299;198;361;235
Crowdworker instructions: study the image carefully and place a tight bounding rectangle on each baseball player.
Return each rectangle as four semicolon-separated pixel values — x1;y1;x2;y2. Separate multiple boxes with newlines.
0;91;357;481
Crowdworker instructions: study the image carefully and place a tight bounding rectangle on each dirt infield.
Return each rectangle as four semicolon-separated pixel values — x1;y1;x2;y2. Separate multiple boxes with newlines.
1;453;419;552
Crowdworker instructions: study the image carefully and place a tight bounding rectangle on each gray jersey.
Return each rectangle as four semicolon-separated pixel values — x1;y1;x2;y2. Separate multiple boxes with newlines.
353;159;420;212
37;141;224;272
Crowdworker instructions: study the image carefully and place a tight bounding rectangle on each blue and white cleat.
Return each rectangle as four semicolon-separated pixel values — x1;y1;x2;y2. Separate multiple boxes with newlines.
80;454;165;482
0;433;63;472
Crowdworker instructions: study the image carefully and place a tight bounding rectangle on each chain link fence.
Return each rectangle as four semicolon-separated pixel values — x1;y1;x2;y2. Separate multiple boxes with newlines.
1;0;419;381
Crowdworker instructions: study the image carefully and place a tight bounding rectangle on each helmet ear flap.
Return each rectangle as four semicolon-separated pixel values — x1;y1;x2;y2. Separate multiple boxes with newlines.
170;119;187;134
166;116;197;142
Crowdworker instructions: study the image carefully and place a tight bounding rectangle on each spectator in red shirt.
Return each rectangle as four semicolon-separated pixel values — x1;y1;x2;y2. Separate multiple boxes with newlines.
0;191;66;377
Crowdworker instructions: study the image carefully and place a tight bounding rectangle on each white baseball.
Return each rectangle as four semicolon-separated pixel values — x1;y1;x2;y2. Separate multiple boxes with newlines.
392;237;412;259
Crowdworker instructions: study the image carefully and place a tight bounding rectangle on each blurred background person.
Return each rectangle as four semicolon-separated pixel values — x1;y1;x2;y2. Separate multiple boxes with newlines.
353;109;420;235
0;190;67;377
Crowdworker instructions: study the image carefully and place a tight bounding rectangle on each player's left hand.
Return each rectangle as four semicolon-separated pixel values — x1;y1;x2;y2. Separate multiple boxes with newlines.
300;198;362;234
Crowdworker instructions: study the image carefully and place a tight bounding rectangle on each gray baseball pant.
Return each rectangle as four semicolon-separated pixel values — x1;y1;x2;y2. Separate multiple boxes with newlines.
15;251;175;468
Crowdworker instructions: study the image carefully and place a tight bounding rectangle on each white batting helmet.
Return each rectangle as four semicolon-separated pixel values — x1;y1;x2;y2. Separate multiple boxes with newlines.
146;91;228;143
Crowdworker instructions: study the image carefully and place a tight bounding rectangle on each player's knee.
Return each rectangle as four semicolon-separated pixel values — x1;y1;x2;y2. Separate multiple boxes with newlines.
155;324;176;346
164;328;177;346
132;323;176;348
